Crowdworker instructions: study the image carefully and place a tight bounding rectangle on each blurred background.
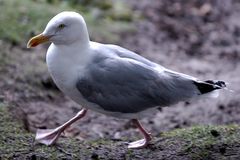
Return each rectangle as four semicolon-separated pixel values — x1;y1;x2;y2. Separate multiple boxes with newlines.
0;0;240;143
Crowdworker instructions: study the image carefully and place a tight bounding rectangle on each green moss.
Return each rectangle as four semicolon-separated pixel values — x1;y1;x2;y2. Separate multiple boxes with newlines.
108;1;133;22
2;102;239;159
163;125;240;144
0;0;71;44
0;104;115;159
0;0;135;45
70;0;113;10
0;103;73;159
162;125;240;159
0;51;10;70
0;104;32;158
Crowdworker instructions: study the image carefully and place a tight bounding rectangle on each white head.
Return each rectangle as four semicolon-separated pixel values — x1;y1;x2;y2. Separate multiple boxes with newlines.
27;11;89;48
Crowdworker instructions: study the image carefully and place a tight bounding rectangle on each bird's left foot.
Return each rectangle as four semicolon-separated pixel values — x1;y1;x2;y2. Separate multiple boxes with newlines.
35;128;62;146
35;109;88;146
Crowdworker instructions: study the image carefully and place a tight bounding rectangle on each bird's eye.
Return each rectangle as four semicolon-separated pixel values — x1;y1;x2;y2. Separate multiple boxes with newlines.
58;24;66;29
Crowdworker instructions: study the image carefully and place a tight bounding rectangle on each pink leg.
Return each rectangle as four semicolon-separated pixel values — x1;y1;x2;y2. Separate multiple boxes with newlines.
35;109;87;145
128;119;152;149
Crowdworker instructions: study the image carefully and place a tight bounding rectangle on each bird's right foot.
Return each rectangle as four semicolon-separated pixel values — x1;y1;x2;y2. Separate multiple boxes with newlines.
128;138;150;149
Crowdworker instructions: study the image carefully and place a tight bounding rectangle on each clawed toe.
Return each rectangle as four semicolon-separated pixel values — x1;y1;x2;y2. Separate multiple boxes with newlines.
128;139;149;149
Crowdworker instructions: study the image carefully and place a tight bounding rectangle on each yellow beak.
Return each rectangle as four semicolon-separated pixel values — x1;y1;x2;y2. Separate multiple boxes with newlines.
27;34;50;48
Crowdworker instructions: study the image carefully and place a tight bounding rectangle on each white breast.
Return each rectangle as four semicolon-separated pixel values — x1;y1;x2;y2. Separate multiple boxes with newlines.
46;44;92;107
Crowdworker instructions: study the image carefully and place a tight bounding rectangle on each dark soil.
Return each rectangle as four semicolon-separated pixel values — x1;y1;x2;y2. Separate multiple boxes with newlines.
1;0;240;159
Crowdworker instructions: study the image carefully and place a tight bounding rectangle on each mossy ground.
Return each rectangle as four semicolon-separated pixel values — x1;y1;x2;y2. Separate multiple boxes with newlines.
1;103;240;159
163;125;240;159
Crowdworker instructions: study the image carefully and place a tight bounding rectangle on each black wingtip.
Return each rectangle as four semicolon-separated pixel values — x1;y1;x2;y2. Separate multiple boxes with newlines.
205;80;226;88
214;81;226;88
194;80;226;94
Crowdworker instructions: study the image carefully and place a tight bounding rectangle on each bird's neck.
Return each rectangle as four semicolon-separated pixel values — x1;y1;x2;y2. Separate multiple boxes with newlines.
50;40;92;65
54;37;90;49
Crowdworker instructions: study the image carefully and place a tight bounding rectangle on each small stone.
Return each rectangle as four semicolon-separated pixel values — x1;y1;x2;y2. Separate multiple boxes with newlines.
91;152;99;160
30;154;37;160
218;105;225;110
0;95;4;102
219;146;226;154
210;129;220;137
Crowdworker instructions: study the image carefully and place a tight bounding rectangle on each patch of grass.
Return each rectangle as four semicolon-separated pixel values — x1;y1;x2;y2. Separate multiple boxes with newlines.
163;125;240;145
162;125;240;159
0;0;136;45
0;0;68;44
0;103;32;158
0;103;92;159
1;106;240;159
0;49;10;69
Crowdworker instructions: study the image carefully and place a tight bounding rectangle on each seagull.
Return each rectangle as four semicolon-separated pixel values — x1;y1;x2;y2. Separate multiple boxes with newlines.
27;11;226;149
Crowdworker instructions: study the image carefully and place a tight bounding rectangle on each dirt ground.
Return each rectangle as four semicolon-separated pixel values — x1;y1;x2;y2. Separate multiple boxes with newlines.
1;0;240;152
121;0;240;135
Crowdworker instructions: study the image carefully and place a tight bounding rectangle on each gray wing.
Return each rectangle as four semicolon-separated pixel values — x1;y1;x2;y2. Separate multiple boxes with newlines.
104;44;159;67
76;50;199;114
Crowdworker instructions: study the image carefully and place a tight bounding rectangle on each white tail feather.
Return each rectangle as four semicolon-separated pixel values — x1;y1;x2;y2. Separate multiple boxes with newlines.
200;90;219;98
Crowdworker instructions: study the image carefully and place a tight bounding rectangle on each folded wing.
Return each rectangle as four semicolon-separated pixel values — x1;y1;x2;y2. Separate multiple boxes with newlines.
76;46;201;113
